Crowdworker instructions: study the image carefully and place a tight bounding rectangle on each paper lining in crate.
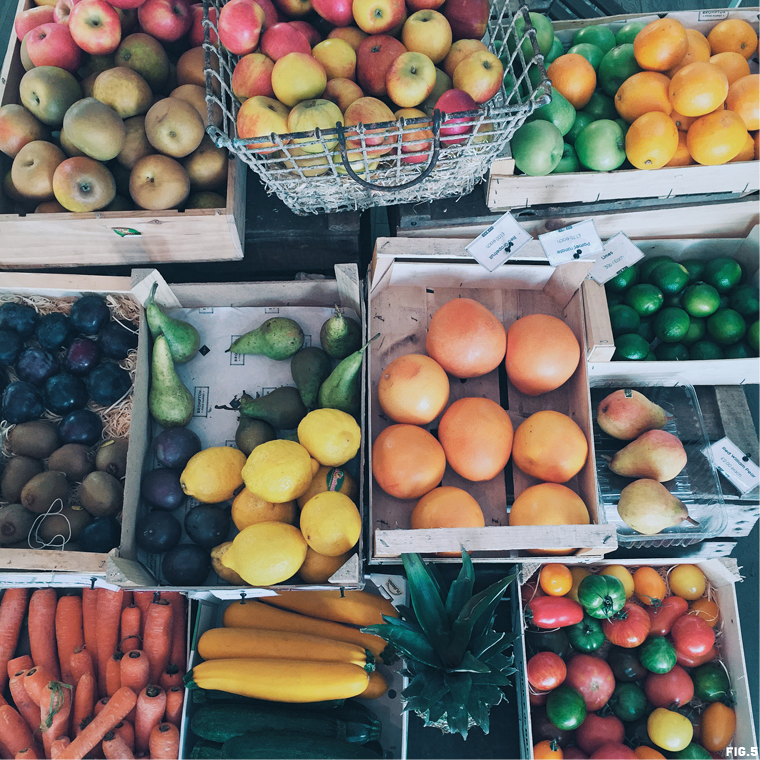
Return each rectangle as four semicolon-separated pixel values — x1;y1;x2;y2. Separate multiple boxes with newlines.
485;9;760;213
367;237;617;561
112;265;366;589
514;559;758;759
0;0;245;268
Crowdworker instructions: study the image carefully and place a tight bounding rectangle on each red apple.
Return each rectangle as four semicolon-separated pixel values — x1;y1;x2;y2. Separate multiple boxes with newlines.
15;6;56;39
395;106;433;163
254;0;280;29
356;34;405;97
352;0;404;35
232;52;275;101
311;0;352;28
236;95;290;152
69;0;122;55
138;0;193;42
434;88;478;143
218;0;263;55
114;6;138;33
0;104;48;159
344;96;395;154
26;23;83;72
327;26;367;52
289;20;320;46
189;3;217;46
109;0;149;7
323;77;363;111
406;0;444;11
54;0;81;25
452;50;502;103
272;0;311;19
442;0;488;41
260;22;310;61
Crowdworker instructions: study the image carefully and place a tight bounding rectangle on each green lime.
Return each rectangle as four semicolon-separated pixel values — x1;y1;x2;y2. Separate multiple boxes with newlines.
565;112;595;146
650;262;690;295
645;352;657;361
573;25;616;53
654;307;691;343
748;320;759;352
582;91;617;120
568;43;605;71
616;20;648;46
639;256;674;281
511;121;564;175
606;264;639;292
614;117;629;135
598;44;642;97
681;259;706;283
637;318;654;342
702;257;742;293
625;284;664;316
665;293;684;308
724;342;752;359
681;283;721;318
719;294;731;310
575;119;626;171
512;12;555;59
546;37;565;64
609;304;641;336
606;291;624;308
681;318;706;346
689;341;724;360
707;309;747;345
528;89;577;136
655;342;689;361
552;142;580;173
729;284;759;318
613;333;650;361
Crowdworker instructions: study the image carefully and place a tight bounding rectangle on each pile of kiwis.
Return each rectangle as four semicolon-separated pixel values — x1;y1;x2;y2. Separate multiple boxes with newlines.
0;418;128;553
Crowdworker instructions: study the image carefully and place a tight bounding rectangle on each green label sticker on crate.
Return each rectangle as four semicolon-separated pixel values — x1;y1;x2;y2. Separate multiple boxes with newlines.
112;227;141;237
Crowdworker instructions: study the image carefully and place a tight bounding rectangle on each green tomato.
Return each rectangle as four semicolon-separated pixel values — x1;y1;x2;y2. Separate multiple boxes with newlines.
692;662;730;703
577;574;627;618
638;636;677;674
610;682;648;722
566;614;605;652
546;686;587;731
526;628;573;659
672;743;712;759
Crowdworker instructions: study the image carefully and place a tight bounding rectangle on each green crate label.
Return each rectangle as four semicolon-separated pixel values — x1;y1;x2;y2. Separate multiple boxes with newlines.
112;227;141;237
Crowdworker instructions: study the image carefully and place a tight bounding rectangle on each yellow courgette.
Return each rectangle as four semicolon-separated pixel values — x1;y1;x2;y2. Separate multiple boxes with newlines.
359;670;388;700
259;590;398;627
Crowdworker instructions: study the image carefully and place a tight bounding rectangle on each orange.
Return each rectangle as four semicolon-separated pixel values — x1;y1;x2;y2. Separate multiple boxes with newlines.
707;18;758;60
411;486;485;529
690;597;720;627
730;131;755;162
710;51;751;85
726;74;760;131
231;489;297;530
512;410;588;483
687;109;748;165
755;130;759;159
665;131;693;166
669;62;729;117
372;424;446;500
666;29;711;76
438;397;513;481
426;297;506;379
634;18;689;72
547;54;597;109
626;111;679;169
377;353;449;425
615;71;672;123
505;314;580;396
508;483;590;556
634;748;666;760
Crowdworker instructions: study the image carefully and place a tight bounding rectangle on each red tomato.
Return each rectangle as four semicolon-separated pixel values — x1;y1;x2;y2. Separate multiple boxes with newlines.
575;713;625;755
564;748;589;759
644;665;695;708
590;743;637;759
602;602;651;648
530;688;551;706
647;596;688;636
565;654;615;711
676;645;718;668
528;652;567;691
526;596;585;629
671;615;716;657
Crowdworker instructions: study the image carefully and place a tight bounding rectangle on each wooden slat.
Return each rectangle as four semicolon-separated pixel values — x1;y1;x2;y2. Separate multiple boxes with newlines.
0;549;107;574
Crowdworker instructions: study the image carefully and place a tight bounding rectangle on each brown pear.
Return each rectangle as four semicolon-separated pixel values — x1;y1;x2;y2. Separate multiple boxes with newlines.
609;430;687;482
597;389;667;440
617;478;697;535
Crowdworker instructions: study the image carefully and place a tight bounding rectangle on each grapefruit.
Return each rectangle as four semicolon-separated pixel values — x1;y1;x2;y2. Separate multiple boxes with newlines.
377;353;449;425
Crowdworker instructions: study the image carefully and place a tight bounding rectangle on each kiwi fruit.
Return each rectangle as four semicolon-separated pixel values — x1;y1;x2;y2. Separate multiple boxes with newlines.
210;541;246;585
80;471;123;517
8;420;59;459
0;504;36;545
30;504;93;547
49;444;96;482
1;456;44;503
95;438;129;479
20;471;69;514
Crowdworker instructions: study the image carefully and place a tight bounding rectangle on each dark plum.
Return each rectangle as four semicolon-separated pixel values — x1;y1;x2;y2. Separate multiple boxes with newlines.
77;516;121;553
162;544;210;585
63;338;101;376
69;296;110;335
15;346;59;387
154;427;201;470
137;510;182;554
58;409;103;446
0;330;23;365
36;313;74;351
44;373;88;415
99;321;138;359
1;381;44;424
0;302;39;338
185;504;231;549
87;363;131;406
0;367;7;396
142;468;185;511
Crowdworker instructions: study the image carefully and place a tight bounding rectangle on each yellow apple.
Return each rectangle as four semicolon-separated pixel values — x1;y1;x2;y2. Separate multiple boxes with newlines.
443;39;487;78
332;147;379;176
401;10;452;64
327;26;368;52
395;106;433;163
453;50;503;103
312;38;356;81
271;52;327;107
323;78;364;112
287;98;344;153
236;95;290;152
352;0;405;35
386;51;436;108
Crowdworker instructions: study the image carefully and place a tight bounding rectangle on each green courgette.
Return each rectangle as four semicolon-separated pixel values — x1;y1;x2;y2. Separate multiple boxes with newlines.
222;732;382;759
191;688;344;709
190;740;222;759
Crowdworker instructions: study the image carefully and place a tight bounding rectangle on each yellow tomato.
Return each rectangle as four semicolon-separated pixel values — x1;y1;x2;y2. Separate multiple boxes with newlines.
690;598;720;627
647;708;693;752
539;564;573;596
567;567;591;603
634;566;667;606
701;702;736;752
534;740;563;759
669;564;706;601
600;564;635;598
634;748;666;759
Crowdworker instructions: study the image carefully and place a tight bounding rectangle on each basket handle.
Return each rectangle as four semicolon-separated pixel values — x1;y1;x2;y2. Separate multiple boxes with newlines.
334;110;443;191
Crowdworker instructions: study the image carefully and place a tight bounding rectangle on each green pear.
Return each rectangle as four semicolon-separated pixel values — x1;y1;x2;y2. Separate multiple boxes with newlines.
149;335;193;428
228;317;304;360
318;334;378;417
597;389;667;440
291;346;332;409
240;386;307;430
146;282;200;363
320;305;361;359
617;479;698;535
235;396;276;456
609;430;687;482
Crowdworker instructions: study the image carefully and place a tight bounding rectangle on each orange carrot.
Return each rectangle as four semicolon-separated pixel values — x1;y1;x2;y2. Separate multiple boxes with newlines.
0;589;29;694
93;698;109;717
157;666;182;693
72;673;95;738
134;687;166;755
161;593;186;674
8;671;40;738
50;737;70;759
0;705;39;759
132;594;152;639
69;649;94;687
96;590;123;698
6;657;32;680
119;651;149;696
112;721;134;753
39;682;72;758
105;653;123;699
23;666;55;707
55;596;84;687
58;686;137;760
148;722;179;760
163;688;183;728
15;747;39;759
102;730;134;760
80;590;98;690
120;607;141;654
143;598;172;686
28;589;61;684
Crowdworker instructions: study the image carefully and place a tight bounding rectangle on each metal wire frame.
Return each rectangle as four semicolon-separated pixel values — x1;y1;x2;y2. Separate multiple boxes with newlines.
202;0;550;214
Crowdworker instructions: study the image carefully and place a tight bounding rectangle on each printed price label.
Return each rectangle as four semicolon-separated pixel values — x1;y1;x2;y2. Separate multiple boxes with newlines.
539;219;603;266
705;436;760;495
466;212;532;272
589;232;645;284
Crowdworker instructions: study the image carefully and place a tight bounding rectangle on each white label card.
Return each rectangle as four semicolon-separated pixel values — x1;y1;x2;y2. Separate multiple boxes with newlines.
539;219;604;266
705;437;760;495
465;211;532;272
589;232;645;285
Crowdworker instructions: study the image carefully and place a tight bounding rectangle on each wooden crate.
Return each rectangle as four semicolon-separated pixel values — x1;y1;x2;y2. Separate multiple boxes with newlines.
485;9;760;213
0;0;245;267
368;237;617;561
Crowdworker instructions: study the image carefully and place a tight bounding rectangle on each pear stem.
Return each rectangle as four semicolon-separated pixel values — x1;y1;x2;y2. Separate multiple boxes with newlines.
685;517;700;526
147;280;158;307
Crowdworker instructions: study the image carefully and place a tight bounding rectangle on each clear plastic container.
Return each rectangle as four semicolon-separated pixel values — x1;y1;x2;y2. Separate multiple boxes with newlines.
590;380;727;548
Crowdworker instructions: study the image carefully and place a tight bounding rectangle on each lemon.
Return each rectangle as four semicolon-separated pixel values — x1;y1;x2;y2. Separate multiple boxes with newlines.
181;447;247;503
297;465;357;509
297;409;361;467
242;440;313;503
300;491;361;557
231;488;297;530
222;522;307;586
210;542;246;585
298;547;353;584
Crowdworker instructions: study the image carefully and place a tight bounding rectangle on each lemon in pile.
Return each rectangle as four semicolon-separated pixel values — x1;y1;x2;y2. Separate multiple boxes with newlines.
242;440;314;503
300;491;361;556
297;409;361;467
181;447;246;502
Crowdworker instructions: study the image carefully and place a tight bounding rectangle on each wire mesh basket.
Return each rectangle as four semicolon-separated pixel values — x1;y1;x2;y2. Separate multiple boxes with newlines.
202;0;550;214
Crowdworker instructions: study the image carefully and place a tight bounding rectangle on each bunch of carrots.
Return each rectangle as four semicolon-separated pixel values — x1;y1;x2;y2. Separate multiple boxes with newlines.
0;587;186;760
